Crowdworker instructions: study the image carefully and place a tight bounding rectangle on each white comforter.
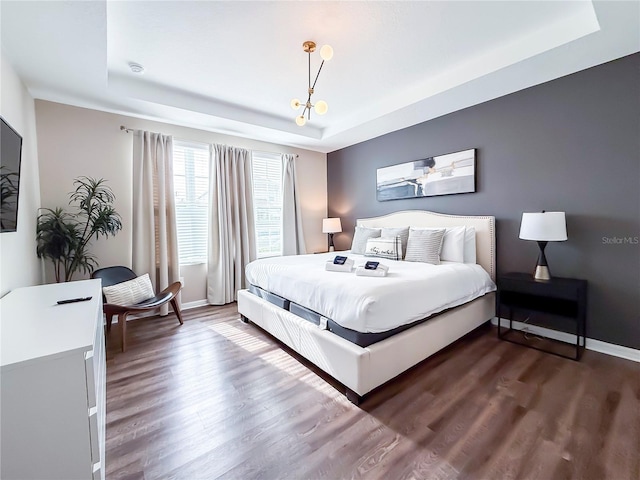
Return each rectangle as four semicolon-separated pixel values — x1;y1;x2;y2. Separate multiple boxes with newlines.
245;252;496;333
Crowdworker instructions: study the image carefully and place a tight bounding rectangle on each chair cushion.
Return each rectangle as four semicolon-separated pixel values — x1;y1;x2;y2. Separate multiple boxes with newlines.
103;273;155;305
134;292;173;308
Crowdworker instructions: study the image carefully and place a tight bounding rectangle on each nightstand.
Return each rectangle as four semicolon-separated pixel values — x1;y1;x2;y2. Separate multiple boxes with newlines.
497;272;587;360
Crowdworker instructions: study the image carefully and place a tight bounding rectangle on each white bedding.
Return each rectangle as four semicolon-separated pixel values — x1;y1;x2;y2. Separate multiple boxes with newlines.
245;252;496;333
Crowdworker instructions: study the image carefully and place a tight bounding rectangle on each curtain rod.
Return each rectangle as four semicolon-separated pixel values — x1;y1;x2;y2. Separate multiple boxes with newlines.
253;149;299;158
120;126;298;158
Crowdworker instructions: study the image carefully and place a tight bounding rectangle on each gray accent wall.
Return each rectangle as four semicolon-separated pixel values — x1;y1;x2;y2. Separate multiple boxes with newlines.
327;53;640;350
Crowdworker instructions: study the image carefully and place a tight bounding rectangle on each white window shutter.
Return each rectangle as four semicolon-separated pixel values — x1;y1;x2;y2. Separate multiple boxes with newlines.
173;141;210;265
252;152;283;258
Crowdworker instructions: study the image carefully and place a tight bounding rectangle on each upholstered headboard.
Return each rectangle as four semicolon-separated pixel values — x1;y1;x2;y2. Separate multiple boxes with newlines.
356;210;496;281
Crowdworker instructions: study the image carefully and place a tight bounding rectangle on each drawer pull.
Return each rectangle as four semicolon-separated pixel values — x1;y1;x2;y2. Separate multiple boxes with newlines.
84;350;97;408
89;410;100;463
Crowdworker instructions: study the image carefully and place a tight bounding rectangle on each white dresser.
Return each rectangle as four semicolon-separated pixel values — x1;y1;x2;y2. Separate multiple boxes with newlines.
0;280;106;480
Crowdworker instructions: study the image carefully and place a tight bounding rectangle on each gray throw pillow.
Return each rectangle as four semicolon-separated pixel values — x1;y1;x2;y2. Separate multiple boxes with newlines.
381;227;410;258
351;227;381;254
405;228;446;264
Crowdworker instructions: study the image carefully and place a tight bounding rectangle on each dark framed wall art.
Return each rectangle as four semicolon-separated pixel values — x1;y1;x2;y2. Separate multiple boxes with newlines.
376;148;476;201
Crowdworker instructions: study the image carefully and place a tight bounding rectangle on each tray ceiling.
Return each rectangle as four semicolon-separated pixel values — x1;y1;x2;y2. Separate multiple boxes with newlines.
2;1;638;153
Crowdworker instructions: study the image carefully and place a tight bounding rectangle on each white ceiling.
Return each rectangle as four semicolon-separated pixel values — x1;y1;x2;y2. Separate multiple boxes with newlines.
1;1;638;153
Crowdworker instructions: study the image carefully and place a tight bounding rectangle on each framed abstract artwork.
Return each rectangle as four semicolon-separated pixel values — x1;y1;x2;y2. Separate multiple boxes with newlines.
376;148;476;201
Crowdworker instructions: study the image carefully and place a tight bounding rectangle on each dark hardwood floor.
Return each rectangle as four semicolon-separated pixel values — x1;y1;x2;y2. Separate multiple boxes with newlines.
106;304;640;480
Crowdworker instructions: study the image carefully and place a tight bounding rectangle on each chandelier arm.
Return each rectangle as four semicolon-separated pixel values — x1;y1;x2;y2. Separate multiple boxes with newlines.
311;60;325;90
308;51;311;90
300;104;309;119
294;40;331;126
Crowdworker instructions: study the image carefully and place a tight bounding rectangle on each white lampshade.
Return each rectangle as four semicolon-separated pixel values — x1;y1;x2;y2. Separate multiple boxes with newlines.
290;98;301;110
322;217;342;233
314;100;328;115
295;115;306;126
519;212;567;241
320;44;333;61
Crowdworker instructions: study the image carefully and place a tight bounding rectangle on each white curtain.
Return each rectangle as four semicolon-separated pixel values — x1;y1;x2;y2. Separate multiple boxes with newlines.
207;144;257;305
282;154;307;255
132;130;180;315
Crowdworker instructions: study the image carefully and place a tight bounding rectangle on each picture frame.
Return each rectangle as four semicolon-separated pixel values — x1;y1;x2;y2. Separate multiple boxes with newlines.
376;148;476;201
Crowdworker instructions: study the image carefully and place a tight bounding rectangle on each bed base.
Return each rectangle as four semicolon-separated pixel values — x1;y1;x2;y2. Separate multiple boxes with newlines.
237;289;495;404
238;210;496;404
345;388;362;406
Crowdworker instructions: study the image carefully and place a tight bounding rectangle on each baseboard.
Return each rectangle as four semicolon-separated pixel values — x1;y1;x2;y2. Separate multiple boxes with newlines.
492;318;640;363
182;299;209;310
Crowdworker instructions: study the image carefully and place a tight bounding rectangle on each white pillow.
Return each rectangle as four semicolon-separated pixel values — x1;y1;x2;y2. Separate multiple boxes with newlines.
405;228;445;264
351;227;381;254
411;226;466;263
464;226;476;264
103;273;155;305
441;226;466;263
364;236;402;260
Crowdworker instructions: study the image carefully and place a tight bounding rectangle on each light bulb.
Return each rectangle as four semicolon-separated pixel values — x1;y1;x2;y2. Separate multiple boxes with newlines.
314;100;328;115
290;98;301;110
295;115;306;126
320;45;333;61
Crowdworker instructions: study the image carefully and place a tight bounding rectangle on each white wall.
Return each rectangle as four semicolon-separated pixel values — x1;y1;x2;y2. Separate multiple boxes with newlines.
35;100;327;304
0;52;42;296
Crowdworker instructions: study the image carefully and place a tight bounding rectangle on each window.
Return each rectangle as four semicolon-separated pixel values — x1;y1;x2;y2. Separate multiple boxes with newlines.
173;141;209;265
252;152;283;258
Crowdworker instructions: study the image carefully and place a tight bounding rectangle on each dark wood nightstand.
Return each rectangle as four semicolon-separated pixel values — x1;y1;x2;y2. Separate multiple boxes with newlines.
497;272;587;360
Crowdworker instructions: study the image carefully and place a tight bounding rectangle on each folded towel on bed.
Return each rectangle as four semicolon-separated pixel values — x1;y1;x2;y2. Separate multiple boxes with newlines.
355;263;389;277
325;258;354;272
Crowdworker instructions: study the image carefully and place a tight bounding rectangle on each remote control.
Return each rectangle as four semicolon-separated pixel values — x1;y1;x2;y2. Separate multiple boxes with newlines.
57;296;92;305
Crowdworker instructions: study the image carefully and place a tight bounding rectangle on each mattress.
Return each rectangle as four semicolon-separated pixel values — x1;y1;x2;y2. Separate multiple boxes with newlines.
245;252;496;334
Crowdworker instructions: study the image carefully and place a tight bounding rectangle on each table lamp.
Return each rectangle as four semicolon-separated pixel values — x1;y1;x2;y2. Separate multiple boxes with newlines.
519;211;567;281
322;218;342;252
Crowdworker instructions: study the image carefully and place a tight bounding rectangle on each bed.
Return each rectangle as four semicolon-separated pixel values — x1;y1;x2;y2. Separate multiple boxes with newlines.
237;210;496;404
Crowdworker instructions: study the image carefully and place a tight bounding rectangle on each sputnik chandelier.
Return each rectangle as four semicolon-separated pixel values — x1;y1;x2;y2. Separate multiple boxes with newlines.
290;40;333;126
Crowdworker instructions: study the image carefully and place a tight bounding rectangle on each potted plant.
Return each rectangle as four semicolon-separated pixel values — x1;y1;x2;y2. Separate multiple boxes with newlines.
36;177;123;282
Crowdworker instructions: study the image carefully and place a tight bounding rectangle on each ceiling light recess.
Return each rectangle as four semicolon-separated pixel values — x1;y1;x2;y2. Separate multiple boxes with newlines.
290;40;332;126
